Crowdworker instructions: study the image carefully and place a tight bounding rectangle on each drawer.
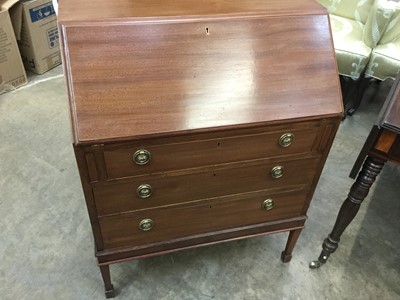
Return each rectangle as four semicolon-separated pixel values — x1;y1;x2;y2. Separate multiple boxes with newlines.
99;189;309;250
102;125;319;179
93;156;320;216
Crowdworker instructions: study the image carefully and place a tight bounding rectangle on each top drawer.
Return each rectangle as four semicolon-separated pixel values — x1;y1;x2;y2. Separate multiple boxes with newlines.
101;123;319;180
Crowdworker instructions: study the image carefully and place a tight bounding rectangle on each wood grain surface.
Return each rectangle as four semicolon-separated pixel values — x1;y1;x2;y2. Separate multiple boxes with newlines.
61;15;341;143
58;0;326;22
93;156;320;216
102;125;319;180
61;1;343;293
99;188;309;249
96;217;306;264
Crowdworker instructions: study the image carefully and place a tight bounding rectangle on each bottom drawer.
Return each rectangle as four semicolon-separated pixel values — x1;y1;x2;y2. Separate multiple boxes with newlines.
99;188;309;250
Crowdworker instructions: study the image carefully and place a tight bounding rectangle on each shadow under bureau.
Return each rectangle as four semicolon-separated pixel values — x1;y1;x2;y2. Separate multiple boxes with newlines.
58;0;343;297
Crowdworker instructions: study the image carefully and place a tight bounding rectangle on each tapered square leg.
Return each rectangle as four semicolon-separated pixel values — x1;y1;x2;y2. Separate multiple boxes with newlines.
99;264;115;298
281;228;302;263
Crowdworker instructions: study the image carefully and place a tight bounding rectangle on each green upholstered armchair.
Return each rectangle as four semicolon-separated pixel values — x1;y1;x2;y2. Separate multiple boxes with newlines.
317;0;397;115
318;0;385;80
366;4;400;80
349;1;400;114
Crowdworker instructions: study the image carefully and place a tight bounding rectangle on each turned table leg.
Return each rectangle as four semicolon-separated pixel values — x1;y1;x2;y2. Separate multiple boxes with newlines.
281;228;303;263
99;264;115;298
310;156;385;269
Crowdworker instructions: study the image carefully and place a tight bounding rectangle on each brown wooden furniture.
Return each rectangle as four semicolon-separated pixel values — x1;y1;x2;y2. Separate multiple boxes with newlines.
58;0;342;297
310;75;400;269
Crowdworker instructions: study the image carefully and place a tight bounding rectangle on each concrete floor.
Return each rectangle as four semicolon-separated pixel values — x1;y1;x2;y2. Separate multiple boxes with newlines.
1;66;399;299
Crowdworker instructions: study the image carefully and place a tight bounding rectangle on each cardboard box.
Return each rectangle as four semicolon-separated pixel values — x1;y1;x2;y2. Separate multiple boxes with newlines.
0;0;28;94
18;0;61;74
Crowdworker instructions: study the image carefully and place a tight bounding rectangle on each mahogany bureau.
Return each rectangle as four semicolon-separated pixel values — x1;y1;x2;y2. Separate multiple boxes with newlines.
58;0;343;297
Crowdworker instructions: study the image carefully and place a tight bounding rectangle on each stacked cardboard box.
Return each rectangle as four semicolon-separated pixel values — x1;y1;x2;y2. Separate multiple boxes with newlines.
19;0;61;74
0;0;27;94
0;0;61;94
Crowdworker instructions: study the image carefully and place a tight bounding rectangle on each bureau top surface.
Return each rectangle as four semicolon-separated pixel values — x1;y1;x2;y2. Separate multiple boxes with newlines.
58;0;325;23
60;1;342;144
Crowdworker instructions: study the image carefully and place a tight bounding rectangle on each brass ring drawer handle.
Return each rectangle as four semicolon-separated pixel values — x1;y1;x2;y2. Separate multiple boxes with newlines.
270;166;284;179
262;199;275;210
139;219;154;231
133;149;151;165
279;133;294;147
137;184;153;198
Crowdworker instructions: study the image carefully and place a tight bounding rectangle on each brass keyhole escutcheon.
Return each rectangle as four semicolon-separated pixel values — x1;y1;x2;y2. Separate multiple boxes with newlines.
270;166;284;179
279;133;294;148
262;199;275;211
137;184;153;198
133;149;151;165
139;219;154;231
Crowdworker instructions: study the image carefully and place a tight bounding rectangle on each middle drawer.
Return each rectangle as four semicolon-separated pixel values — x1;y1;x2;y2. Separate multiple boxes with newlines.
93;156;320;216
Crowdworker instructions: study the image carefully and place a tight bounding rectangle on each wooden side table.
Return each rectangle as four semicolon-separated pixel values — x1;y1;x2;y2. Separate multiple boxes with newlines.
310;75;400;268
